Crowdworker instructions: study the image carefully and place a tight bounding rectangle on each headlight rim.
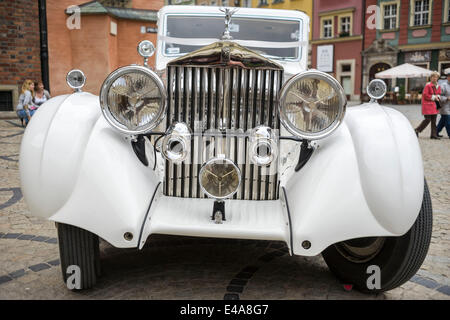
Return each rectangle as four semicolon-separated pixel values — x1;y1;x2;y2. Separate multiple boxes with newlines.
278;70;347;140
99;65;167;135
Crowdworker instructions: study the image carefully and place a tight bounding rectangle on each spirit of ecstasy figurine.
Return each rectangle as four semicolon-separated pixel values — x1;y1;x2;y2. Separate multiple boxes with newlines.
220;7;238;40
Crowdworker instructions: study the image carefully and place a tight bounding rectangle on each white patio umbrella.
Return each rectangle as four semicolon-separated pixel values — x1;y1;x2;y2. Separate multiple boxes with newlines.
375;63;433;79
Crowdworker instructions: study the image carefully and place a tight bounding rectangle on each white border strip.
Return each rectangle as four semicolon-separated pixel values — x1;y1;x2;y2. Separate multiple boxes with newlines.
159;36;308;49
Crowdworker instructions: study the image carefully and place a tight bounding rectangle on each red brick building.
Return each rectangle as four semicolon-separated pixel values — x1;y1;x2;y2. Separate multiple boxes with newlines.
47;0;164;96
0;0;164;111
0;0;42;111
311;0;365;102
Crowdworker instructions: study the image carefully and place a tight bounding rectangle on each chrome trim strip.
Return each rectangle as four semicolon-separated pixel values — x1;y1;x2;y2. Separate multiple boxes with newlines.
281;186;294;256
137;182;161;250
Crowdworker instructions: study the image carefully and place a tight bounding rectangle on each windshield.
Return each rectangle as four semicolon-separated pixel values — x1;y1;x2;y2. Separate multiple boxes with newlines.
163;15;302;60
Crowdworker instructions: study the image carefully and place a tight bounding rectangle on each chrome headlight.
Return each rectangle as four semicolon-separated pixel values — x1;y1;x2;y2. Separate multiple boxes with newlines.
279;70;346;140
100;65;166;135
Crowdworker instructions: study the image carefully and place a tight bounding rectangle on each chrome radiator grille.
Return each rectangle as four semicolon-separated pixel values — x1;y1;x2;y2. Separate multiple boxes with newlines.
164;65;283;200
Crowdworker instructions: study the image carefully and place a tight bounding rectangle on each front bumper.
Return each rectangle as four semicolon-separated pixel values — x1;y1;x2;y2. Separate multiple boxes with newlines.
140;186;291;251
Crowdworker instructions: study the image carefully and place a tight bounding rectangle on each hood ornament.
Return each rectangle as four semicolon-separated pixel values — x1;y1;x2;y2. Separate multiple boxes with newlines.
220;7;238;40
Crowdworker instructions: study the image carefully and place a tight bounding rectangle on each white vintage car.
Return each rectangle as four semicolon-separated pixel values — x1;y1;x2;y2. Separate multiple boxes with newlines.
19;5;432;293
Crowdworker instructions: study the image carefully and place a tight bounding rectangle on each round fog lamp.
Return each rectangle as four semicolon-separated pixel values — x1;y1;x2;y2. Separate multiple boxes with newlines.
367;79;387;101
66;69;86;91
199;157;241;200
249;126;278;166
137;40;155;58
161;122;191;163
252;141;273;166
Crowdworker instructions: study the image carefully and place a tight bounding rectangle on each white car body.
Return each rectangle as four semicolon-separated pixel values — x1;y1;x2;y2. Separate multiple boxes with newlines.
19;6;424;257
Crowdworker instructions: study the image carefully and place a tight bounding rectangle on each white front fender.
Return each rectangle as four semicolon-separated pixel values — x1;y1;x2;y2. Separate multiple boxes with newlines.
285;102;424;256
19;92;160;248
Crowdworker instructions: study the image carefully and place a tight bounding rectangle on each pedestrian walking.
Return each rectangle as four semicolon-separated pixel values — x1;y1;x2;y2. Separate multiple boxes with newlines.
16;79;36;126
33;81;51;108
415;71;441;139
436;71;450;138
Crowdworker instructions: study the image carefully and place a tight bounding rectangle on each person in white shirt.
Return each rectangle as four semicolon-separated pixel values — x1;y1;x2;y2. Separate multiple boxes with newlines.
33;81;51;107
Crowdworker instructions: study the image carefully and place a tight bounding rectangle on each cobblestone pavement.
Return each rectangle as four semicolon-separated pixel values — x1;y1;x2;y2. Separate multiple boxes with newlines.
0;104;448;300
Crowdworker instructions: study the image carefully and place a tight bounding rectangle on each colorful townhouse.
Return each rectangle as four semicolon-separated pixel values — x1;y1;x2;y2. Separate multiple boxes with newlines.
363;0;450;96
311;0;365;102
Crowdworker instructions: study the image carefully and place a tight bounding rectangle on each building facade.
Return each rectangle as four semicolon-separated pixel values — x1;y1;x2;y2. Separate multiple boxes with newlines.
0;0;42;111
311;0;364;101
0;0;166;109
363;0;450;97
47;0;164;96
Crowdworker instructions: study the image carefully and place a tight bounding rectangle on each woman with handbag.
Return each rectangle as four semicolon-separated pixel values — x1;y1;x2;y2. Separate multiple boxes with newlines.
415;71;441;139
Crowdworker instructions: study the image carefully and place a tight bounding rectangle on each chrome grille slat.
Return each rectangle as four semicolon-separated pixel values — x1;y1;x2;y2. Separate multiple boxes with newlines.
191;67;199;198
165;65;282;200
244;69;254;200
183;67;191;198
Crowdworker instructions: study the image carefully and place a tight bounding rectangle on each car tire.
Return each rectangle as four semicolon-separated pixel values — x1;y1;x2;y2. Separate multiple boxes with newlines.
322;179;433;293
57;223;101;290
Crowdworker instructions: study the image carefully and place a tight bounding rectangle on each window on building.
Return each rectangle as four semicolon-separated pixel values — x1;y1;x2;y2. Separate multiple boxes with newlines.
413;0;430;26
0;91;13;111
222;0;229;6
446;0;450;22
258;0;268;6
340;16;351;35
323;19;333;38
383;3;398;29
342;64;351;72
